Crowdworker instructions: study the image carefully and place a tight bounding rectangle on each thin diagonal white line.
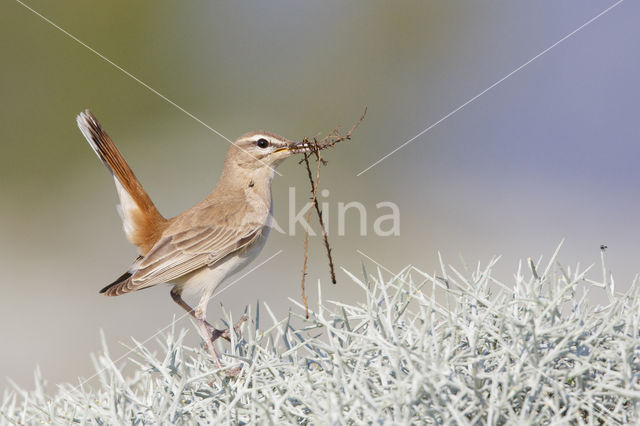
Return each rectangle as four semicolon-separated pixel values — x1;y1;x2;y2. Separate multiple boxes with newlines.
14;0;283;176
25;250;282;423
356;249;401;276
357;0;625;177
211;249;283;302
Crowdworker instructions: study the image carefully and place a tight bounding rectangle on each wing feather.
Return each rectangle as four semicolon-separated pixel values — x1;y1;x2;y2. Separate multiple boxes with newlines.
127;222;263;291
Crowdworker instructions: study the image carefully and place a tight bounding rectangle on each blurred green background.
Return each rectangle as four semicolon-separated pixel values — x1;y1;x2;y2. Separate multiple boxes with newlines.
2;1;639;390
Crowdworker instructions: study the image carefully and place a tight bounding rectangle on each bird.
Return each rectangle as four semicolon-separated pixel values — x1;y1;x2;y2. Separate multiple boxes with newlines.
76;110;311;372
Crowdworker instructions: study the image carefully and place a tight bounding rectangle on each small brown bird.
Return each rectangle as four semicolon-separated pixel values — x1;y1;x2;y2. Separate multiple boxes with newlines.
77;110;311;371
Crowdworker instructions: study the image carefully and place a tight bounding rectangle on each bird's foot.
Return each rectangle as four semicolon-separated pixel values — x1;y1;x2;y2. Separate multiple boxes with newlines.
207;365;243;386
206;315;248;343
224;365;243;377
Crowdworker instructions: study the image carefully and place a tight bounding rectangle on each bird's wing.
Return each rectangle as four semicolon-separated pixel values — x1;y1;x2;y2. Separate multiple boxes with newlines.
127;220;264;291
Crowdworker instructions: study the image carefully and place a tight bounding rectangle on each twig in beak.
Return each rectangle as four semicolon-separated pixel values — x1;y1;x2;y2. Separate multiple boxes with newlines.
299;107;367;318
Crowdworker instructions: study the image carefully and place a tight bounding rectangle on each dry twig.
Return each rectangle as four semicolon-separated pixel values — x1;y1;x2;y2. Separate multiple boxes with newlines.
300;154;321;319
299;108;367;318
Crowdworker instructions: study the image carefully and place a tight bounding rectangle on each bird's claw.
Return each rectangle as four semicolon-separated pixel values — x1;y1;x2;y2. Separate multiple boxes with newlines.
224;365;243;377
206;315;248;343
207;365;243;385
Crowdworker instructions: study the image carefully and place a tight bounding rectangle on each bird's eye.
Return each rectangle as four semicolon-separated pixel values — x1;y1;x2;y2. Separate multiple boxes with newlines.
256;138;269;149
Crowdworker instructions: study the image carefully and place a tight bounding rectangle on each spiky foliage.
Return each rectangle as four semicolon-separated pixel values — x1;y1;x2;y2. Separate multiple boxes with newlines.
3;248;640;424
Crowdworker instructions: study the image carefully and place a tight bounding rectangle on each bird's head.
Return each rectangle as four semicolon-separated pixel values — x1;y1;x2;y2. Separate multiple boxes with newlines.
225;131;313;173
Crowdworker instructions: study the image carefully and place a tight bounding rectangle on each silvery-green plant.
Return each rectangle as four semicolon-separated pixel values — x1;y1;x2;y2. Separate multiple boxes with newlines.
3;246;640;424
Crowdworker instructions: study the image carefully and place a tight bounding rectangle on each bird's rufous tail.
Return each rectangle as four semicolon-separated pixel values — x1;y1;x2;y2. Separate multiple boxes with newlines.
77;110;168;255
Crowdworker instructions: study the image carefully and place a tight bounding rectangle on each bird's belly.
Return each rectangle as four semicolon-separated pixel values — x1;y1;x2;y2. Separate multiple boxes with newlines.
178;226;270;296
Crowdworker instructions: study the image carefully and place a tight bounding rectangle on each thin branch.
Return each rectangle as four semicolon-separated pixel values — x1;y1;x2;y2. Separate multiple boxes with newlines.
300;153;322;319
310;106;367;152
299;107;367;317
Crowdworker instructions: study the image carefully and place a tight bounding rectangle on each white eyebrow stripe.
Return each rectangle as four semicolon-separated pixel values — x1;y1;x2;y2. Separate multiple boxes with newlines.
235;131;289;145
239;134;273;144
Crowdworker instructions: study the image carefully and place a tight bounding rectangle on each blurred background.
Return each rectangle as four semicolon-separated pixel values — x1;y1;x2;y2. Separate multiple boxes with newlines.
1;0;639;390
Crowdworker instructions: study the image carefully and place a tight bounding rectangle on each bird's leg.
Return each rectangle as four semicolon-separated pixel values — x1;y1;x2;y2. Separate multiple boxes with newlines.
170;287;222;366
170;288;245;343
197;315;224;369
196;287;243;377
170;287;242;376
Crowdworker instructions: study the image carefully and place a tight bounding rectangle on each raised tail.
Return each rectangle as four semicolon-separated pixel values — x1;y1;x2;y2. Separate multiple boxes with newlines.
77;110;168;255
